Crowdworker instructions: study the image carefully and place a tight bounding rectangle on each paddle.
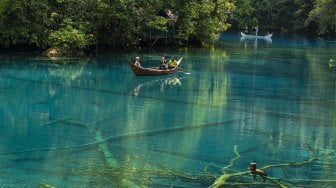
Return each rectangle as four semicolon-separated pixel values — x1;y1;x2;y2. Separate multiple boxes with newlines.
177;67;191;75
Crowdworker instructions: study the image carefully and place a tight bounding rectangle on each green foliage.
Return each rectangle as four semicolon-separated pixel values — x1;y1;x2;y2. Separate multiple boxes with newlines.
240;0;299;32
232;0;335;36
0;0;237;49
309;0;336;35
0;0;334;50
293;0;314;32
92;0;163;47
0;0;50;48
175;0;234;45
0;0;8;14
233;0;255;28
146;16;168;32
48;19;92;50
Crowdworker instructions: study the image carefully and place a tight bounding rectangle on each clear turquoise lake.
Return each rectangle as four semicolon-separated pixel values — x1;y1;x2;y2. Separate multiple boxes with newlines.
0;32;336;187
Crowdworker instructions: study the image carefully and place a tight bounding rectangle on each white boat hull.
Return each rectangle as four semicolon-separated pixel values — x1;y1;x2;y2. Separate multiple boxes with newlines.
240;32;273;39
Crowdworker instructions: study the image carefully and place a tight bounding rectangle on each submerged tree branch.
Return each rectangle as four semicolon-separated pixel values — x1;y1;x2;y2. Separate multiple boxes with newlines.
209;144;317;188
0;118;247;155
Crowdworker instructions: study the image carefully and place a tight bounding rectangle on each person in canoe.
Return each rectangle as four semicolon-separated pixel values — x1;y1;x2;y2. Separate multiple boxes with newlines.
248;162;267;182
159;55;168;70
134;56;141;67
168;56;177;68
255;25;259;36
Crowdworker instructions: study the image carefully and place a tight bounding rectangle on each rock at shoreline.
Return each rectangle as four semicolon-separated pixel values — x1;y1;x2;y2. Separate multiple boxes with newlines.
42;47;62;57
42;47;85;58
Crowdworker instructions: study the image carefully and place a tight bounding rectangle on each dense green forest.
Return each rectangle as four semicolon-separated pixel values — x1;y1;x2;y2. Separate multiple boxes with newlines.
0;0;335;51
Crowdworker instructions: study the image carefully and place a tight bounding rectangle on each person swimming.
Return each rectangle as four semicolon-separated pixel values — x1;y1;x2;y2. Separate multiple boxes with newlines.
248;162;267;182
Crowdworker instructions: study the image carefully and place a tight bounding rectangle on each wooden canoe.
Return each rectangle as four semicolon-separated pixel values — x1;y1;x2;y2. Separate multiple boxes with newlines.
130;57;183;76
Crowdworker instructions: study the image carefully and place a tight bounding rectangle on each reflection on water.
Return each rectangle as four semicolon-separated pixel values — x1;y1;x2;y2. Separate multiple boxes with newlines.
0;34;336;187
240;36;272;49
132;77;182;97
48;58;90;85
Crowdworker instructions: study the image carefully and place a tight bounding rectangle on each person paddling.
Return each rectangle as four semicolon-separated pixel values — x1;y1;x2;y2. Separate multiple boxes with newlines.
168;56;177;68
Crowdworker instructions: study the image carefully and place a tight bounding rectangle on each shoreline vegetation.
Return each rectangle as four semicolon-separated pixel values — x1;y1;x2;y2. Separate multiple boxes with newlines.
0;0;335;57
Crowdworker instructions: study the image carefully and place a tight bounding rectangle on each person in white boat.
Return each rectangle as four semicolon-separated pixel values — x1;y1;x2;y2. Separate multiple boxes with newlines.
255;25;259;36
